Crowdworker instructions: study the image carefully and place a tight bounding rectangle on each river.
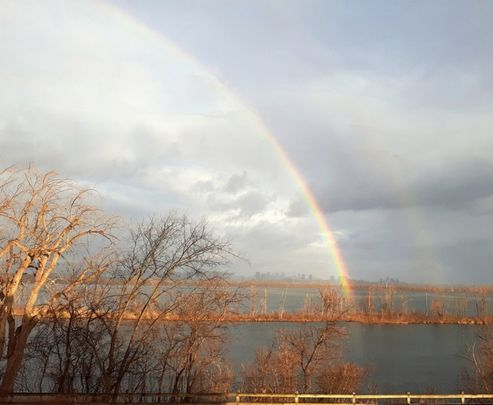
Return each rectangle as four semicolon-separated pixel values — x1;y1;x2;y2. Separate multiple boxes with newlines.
226;322;488;393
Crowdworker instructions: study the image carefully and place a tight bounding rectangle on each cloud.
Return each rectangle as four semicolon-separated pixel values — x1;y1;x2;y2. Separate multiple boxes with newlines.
207;190;269;218
223;172;249;194
286;197;309;218
246;68;493;219
0;1;333;279
312;157;493;214
191;179;215;194
3;0;493;282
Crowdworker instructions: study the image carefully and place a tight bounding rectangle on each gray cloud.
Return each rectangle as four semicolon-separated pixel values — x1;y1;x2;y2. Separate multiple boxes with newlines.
191;179;215;194
313;157;493;214
103;0;493;283
207;190;270;218
223;172;249;194
3;0;493;282
286;197;309;218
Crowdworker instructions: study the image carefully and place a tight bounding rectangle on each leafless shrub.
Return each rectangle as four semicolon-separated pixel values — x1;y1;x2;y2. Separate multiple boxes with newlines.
241;322;366;394
463;333;493;393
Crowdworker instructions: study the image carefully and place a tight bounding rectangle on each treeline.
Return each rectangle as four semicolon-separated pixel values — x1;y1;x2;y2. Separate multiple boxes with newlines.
241;284;493;324
0;167;365;397
236;279;493;295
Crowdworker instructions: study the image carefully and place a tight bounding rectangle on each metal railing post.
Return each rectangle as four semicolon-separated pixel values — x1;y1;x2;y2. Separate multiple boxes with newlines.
352;392;356;404
461;391;465;404
407;392;411;405
295;391;299;403
236;392;240;404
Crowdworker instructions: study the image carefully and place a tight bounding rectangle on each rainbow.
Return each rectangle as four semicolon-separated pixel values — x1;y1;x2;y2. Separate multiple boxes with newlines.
336;104;445;284
93;0;353;297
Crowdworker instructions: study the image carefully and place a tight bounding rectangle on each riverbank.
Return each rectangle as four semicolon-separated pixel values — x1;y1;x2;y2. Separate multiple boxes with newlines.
13;307;493;325
220;312;492;324
231;279;493;294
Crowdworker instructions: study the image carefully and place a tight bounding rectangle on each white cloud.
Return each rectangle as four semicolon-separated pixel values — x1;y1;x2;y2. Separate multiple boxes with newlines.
0;0;335;278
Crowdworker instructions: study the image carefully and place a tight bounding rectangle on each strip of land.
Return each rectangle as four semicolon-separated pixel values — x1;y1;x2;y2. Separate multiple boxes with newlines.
12;307;492;325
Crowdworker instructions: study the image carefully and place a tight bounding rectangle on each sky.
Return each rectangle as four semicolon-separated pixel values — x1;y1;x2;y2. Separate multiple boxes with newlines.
1;0;493;284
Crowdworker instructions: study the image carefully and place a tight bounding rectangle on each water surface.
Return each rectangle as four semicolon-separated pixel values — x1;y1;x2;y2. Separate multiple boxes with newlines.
227;322;487;393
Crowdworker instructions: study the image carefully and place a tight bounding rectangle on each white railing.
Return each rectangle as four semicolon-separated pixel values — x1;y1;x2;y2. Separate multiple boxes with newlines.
4;392;493;404
235;392;493;404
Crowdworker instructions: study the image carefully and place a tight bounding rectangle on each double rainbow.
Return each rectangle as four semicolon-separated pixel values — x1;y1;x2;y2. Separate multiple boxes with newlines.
94;0;353;297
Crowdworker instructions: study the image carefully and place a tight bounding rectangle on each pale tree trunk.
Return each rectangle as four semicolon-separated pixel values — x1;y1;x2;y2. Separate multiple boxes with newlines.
0;255;32;357
0;296;14;358
0;167;115;393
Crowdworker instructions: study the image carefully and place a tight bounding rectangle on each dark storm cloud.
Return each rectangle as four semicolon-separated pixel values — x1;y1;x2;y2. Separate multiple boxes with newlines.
436;238;493;284
314;157;493;213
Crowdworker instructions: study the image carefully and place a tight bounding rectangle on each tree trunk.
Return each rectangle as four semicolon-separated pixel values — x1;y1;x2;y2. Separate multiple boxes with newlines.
0;316;36;394
0;296;14;358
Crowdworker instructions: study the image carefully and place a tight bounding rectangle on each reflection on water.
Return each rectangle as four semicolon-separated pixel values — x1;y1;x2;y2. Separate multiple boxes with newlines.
227;322;486;393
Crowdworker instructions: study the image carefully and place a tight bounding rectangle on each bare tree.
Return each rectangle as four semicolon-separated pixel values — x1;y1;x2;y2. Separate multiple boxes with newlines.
278;323;343;392
241;345;298;394
241;321;365;394
475;289;488;321
88;215;236;397
20;214;240;398
381;283;395;318
19;257;115;394
0;167;115;393
316;363;367;394
320;286;343;320
463;333;493;393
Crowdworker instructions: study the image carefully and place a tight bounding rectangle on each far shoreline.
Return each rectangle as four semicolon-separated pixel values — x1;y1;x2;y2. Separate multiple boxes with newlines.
12;307;493;326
